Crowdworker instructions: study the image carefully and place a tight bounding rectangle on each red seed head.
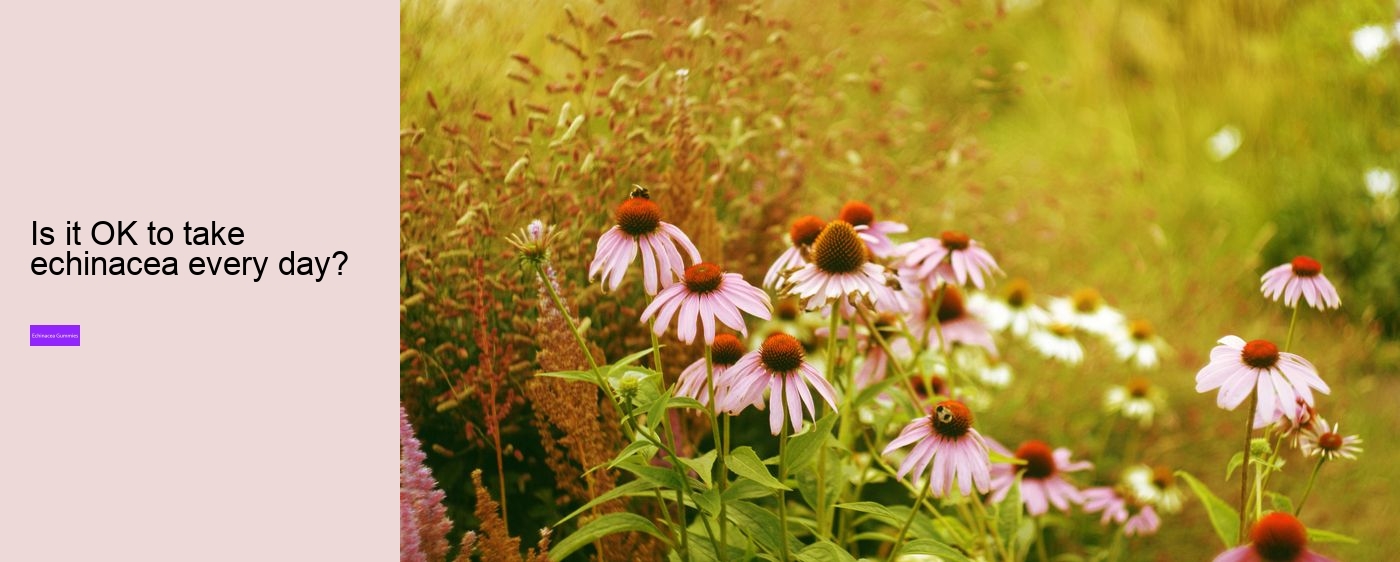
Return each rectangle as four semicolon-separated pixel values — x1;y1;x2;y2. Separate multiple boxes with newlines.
1318;432;1344;452
711;334;746;366
940;230;971;250
931;400;974;438
1290;256;1322;277
936;286;967;323
810;221;867;274
1250;512;1308;561
684;263;723;293
838;200;876;227
615;197;662;236
789;215;826;246
1014;440;1056;479
759;333;805;373
1241;339;1280;369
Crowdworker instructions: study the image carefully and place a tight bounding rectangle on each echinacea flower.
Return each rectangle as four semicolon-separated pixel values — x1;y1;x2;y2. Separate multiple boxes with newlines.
1082;487;1161;536
1109;319;1168;369
1123;465;1185;514
676;334;747;406
1047;288;1123;336
1260;256;1341;310
881;400;992;497
786;221;888;310
854;314;913;389
642;263;772;345
1213;512;1335;562
970;278;1048;337
764;215;825;290
1104;377;1166;428
1299;418;1363;461
1256;398;1318;445
1195;336;1330;422
987;439;1092;516
1027;322;1084;365
839;200;908;258
909;285;998;357
903;230;1003;290
720;332;838;434
589;190;702;295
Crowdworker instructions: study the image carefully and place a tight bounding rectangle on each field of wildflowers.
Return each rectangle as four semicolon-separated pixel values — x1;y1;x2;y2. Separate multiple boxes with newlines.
400;1;1400;560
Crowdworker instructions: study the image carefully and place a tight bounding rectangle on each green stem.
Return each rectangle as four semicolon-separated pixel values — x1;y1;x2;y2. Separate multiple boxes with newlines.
969;492;1007;561
1295;457;1326;517
888;482;932;560
821;310;842;540
705;345;730;562
1284;304;1301;353
778;380;792;562
1108;529;1124;562
1035;516;1050;562
1239;389;1258;544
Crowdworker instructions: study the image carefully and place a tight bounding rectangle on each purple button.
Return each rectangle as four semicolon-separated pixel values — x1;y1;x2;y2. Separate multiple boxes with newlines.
31;325;80;346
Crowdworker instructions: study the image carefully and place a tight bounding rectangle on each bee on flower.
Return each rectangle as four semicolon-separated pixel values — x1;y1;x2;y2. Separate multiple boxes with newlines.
589;187;702;295
881;400;991;496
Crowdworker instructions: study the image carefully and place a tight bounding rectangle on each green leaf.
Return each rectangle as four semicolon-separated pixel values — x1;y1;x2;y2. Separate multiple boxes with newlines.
722;478;774;502
1226;452;1245;481
692;488;721;516
1266;492;1294;515
729;446;790;490
643;384;672;431
835;502;902;526
557;479;659;525
607;439;659;470
996;476;1022;554
681;450;717;487
1177;470;1239;548
1307;528;1360;544
727;500;793;555
667;396;708;411
902;538;973;562
550;512;667;560
615;458;687;491
782;413;838;473
796;540;857;562
606;346;659;376
536;368;602;385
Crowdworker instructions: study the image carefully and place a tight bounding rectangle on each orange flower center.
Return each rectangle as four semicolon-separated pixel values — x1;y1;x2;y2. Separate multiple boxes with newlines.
1072;288;1102;313
759;332;805;373
1290;256;1322;277
931;400;974;438
940;230;970;250
1250;512;1307;562
1241;339;1280;369
810;221;867;274
1150;466;1174;490
1004;278;1032;307
789;215;826;246
1015;440;1056;479
615;197;662;236
838;200;875;227
1127;376;1153;398
1129;319;1153;340
1318;432;1343;451
711;334;747;366
775;297;801;321
684;263;724;293
936;286;967;323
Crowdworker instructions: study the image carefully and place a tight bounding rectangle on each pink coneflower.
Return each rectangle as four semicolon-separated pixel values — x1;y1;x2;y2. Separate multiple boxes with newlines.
908;285;998;357
764;215;825;290
1195;336;1330;421
854;314;913;389
1299;418;1363;461
589;190;702;295
881;400;992;497
1253;397;1317;444
1213;512;1335;562
839;200;908;258
1260;256;1341;310
719;333;838;434
787;221;888;310
987;439;1092;516
903;230;1003;290
641;262;772;345
1081;487;1161;536
676;334;747;406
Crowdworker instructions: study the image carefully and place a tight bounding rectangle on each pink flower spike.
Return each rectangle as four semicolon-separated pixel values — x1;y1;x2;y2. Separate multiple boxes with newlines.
987;438;1091;516
716;333;838;434
903;230;1003;290
1195;336;1329;421
1260;256;1341;310
588;194;702;295
881;401;992;497
1213;512;1336;562
641;263;772;345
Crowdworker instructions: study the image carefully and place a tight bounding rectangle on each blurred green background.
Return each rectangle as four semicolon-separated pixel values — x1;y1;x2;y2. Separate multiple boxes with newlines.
402;0;1399;559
